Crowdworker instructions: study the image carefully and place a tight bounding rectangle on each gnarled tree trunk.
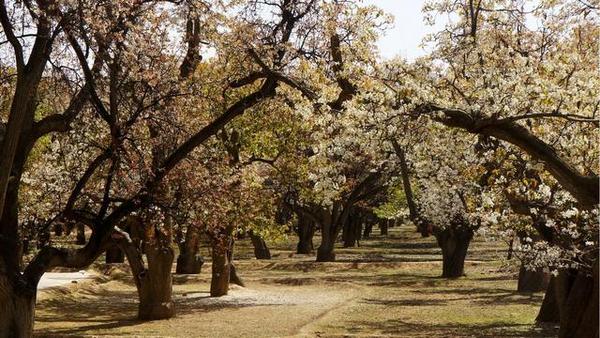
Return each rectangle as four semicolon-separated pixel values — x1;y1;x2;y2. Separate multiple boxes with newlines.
296;216;315;254
53;223;63;237
76;223;86;245
210;245;230;297
227;240;244;287
316;222;336;262
517;264;549;293
0;273;35;338
435;226;473;278
0;182;35;337
249;231;271;260
342;215;362;248
362;218;372;239
115;222;175;321
379;219;388;236
210;235;244;297
555;263;599;338
176;226;204;274
536;276;561;323
316;203;349;262
137;244;175;320
105;243;124;263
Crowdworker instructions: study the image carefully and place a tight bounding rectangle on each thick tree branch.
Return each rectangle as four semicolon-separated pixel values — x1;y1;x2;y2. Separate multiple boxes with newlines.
417;103;599;207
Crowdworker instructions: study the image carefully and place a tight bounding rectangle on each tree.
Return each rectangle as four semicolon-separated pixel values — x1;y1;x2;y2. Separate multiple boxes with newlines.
0;0;339;334
382;1;598;335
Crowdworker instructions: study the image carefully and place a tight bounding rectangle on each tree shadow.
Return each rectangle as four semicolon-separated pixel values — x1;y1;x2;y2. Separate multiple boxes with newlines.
361;297;448;306
34;284;286;336
343;318;557;337
414;287;544;306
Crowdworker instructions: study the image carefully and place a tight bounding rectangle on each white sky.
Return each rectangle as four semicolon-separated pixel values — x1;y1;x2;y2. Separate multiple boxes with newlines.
363;0;441;60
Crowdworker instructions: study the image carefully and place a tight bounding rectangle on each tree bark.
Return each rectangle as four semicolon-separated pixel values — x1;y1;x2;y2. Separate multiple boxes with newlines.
105;243;124;263
517;264;549;293
53;223;63;237
175;226;204;274
115;225;175;321
176;253;204;274
435;227;473;278
210;246;230;297
296;216;315;254
137;244;175;320
316;243;335;262
556;263;599;338
315;203;350;262
362;217;372;239
342;215;362;248
535;263;599;338
249;231;271;260
0;273;35;338
392;140;420;229
536;276;561;323
227;241;244;287
342;218;354;248
76;223;86;245
1;181;23;271
210;235;243;296
316;218;336;262
380;219;388;236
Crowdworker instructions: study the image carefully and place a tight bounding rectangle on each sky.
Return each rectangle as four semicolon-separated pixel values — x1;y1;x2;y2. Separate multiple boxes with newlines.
363;0;441;60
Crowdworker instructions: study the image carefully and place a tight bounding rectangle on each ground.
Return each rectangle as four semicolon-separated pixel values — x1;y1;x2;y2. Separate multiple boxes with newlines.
33;226;558;337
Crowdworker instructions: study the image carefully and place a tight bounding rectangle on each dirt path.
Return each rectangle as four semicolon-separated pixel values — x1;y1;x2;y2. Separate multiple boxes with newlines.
35;278;361;337
292;286;366;338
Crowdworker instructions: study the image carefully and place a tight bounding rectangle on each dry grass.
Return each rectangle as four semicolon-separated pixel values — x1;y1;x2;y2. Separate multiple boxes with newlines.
33;226;558;337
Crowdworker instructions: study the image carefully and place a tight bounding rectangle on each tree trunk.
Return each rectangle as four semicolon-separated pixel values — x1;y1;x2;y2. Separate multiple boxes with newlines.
105;243;124;263
176;253;204;274
380;219;388;236
137;244;175;320
0;171;43;337
556;262;599;338
175;226;203;274
517;264;549;293
316;221;336;262
362;218;372;239
115;224;176;321
210;236;243;296
342;218;355;248
435;227;473;278
393;141;418;222
229;263;244;287
0;274;35;338
315;203;350;262
536;276;561;323
249;231;271;259
76;223;86;245
342;216;362;248
227;241;244;287
296;217;314;254
535;263;599;338
316;243;335;262
355;219;363;246
210;246;230;297
53;223;63;237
